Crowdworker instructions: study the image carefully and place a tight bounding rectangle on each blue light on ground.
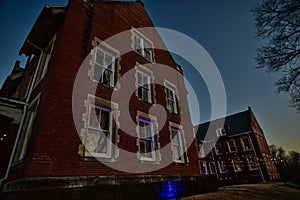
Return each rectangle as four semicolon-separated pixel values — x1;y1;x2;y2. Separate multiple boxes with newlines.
159;181;182;199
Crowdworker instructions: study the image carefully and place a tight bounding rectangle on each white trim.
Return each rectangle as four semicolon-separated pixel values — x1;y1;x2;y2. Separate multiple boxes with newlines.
202;161;209;175
164;81;179;114
131;28;154;62
85;103;113;158
170;127;185;163
209;161;216;174
217;160;228;174
214;142;222;155
227;139;237;153
19;94;41;160
246;155;258;171
231;157;243;172
90;37;120;88
240;136;253;151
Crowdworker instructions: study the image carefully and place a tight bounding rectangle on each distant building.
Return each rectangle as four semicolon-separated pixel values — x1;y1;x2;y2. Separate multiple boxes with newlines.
0;0;206;199
195;107;280;183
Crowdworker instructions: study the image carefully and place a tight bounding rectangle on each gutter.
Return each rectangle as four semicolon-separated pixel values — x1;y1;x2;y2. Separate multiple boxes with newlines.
0;39;44;189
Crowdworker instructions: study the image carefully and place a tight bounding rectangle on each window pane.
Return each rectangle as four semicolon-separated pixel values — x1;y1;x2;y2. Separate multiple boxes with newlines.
89;107;100;129
138;72;143;85
93;65;103;82
100;110;109;130
96;49;104;65
102;70;111;86
86;129;108;154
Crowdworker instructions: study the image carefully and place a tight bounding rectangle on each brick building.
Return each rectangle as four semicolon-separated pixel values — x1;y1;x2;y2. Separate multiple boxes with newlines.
195;107;280;183
0;0;209;199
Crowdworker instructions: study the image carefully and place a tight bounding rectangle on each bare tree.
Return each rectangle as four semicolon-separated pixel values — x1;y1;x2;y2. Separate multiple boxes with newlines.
287;151;300;167
252;0;300;111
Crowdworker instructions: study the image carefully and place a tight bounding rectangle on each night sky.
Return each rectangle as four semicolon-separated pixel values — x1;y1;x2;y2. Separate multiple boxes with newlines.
0;0;299;152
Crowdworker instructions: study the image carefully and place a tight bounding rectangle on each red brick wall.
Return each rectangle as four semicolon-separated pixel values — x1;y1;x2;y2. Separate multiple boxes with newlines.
7;0;199;181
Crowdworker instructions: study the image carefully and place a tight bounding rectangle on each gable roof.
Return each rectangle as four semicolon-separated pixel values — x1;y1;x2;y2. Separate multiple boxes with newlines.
195;107;252;142
19;6;66;56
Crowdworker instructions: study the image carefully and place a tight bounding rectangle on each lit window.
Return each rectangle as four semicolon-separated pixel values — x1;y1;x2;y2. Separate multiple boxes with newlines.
171;128;185;163
209;161;216;174
217;160;228;173
227;139;237;153
166;85;179;114
93;46;116;87
232;157;243;172
138;118;156;161
86;104;112;158
241;136;252;151
133;30;154;61
137;70;152;103
214;143;222;155
202;161;209;175
246;155;258;170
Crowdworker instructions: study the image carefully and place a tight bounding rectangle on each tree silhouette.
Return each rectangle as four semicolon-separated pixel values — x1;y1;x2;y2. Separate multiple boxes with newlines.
252;0;300;111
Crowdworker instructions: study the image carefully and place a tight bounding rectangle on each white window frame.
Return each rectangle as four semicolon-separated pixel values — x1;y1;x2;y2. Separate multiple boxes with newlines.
246;155;258;171
165;84;179;114
85;103;113;158
202;161;209;175
232;157;243;172
34;35;56;87
216;128;226;137
214;142;222;155
93;45;116;87
170;128;185;163
138;117;156;161
217;160;228;174
227;139;237;153
209;161;216;174
132;29;154;62
137;69;152;103
19;94;40;161
241;136;252;151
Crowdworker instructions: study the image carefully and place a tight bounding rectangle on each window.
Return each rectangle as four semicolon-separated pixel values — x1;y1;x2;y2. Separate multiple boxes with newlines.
214;143;222;155
93;45;116;87
227;139;237;153
232;157;243;172
241;136;252;151
209;161;216;174
137;70;152;103
202;161;209;175
34;35;56;86
246;155;258;170
217;160;228;173
171;128;185;163
86;104;112;158
133;30;154;61
138;118;156;161
166;85;179;114
13;95;40;162
216;128;226;137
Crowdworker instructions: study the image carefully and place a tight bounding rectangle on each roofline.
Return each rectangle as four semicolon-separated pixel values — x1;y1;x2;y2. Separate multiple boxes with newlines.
195;107;251;127
19;5;66;55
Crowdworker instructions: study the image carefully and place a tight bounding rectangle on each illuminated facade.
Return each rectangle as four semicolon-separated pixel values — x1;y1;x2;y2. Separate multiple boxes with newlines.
196;107;280;183
0;0;210;199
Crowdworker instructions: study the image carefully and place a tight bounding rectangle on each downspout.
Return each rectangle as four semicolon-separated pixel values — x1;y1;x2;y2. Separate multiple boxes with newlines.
0;39;44;189
247;132;266;182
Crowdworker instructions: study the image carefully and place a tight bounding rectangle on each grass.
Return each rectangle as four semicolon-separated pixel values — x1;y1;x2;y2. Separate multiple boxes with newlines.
182;182;300;200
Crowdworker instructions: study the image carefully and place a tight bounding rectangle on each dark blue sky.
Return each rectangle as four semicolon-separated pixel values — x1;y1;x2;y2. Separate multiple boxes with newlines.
0;0;299;152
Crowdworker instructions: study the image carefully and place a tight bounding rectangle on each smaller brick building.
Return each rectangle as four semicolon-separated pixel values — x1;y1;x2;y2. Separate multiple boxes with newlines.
195;107;280;183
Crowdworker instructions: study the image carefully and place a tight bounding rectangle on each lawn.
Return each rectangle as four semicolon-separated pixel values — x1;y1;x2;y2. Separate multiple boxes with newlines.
182;182;300;200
